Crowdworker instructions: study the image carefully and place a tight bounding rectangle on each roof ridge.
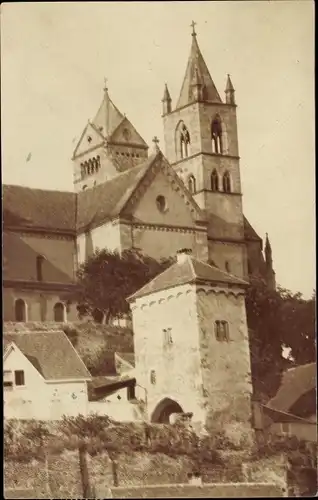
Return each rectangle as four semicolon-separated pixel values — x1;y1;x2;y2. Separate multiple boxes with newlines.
191;256;248;284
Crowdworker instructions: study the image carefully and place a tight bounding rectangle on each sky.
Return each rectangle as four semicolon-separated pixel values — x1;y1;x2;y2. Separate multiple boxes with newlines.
1;1;315;298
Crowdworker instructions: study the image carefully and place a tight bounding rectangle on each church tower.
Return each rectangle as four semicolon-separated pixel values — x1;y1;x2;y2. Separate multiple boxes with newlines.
162;23;247;279
72;81;148;192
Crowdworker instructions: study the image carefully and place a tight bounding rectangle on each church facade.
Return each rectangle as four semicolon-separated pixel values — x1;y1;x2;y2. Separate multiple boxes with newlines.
3;26;275;324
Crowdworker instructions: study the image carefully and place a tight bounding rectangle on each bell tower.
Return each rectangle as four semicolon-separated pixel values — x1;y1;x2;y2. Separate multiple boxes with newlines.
162;23;247;279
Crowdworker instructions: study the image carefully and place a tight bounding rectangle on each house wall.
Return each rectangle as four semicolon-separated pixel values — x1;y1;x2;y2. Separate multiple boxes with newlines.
196;285;253;442
270;422;317;443
3;287;78;323
4;346;88;420
131;284;205;423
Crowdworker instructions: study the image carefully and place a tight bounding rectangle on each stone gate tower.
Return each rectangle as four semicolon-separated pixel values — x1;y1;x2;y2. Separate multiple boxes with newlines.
162;23;247;280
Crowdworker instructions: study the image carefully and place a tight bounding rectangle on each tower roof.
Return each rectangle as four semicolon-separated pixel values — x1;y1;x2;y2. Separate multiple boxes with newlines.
225;74;235;92
128;253;248;301
92;84;125;139
176;27;222;109
162;83;172;102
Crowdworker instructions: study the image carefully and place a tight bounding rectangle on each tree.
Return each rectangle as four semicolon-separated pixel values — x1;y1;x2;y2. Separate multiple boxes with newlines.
74;249;173;324
246;278;316;400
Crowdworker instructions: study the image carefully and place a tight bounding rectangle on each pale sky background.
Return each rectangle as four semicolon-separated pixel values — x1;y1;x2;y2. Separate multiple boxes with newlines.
1;1;315;298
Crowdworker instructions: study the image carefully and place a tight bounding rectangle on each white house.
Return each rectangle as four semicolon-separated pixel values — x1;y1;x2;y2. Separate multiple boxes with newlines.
3;330;92;420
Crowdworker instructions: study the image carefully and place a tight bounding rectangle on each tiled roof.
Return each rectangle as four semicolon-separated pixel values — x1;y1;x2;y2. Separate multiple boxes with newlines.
177;33;222;109
3;185;77;232
129;255;248;301
3;231;75;283
4;330;91;380
76;154;157;230
267;362;316;414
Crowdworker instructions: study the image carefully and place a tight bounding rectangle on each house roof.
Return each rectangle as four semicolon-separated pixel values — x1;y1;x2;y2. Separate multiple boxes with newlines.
4;330;91;381
267;362;316;415
3;184;77;233
177;31;222;109
128;254;248;301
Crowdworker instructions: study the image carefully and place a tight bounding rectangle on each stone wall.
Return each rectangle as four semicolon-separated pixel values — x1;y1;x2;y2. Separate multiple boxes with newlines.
110;482;285;498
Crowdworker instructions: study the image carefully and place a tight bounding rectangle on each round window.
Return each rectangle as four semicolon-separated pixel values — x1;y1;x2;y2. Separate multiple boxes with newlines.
156;195;168;213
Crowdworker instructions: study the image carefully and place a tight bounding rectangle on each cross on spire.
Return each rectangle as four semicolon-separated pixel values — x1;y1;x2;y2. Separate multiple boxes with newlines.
103;77;108;92
190;20;197;36
152;136;160;152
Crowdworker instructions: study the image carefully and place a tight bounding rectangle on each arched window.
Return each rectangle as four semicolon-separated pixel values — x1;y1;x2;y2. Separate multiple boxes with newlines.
54;302;66;323
36;255;44;282
223;171;231;193
225;261;230;273
96;155;101;171
188;175;196;194
211;116;223;154
176;122;191;160
15;299;27;322
180;124;191;158
211;169;219;192
88;159;93;175
215;321;230;342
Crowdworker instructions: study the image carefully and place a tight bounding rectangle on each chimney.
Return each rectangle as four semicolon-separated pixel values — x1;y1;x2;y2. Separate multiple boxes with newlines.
176;248;192;264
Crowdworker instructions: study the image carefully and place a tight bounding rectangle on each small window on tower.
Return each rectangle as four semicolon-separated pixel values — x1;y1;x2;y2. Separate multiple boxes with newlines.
225;261;230;273
150;370;156;385
211;169;219;192
188;175;196;194
211;116;223;155
223;171;231;193
215;321;230;342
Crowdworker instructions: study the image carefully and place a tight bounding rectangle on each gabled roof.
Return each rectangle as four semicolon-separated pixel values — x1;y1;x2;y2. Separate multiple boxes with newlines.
76;153;158;230
177;32;222;109
3;331;91;381
92;88;125;139
3;184;77;233
128;255;248;301
76;151;204;231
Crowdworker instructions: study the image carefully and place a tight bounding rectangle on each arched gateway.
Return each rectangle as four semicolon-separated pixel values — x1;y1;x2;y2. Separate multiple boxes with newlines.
151;397;184;423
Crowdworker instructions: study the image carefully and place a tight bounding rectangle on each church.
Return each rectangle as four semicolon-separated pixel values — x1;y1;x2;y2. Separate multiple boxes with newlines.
3;24;275;324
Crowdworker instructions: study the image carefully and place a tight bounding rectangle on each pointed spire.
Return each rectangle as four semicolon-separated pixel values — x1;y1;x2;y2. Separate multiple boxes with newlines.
264;233;276;290
225;74;235;105
162;83;172;115
92;80;125;139
176;25;222;109
265;233;273;265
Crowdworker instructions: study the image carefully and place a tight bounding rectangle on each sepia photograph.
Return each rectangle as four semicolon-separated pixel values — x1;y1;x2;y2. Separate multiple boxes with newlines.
1;1;316;498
